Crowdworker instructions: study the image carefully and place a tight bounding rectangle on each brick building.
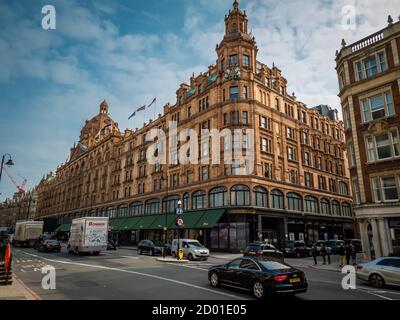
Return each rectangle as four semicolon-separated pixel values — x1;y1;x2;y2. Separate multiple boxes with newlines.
336;16;400;258
36;1;353;251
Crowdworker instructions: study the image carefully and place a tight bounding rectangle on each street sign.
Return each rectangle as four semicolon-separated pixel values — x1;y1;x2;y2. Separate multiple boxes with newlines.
176;208;183;215
176;217;184;227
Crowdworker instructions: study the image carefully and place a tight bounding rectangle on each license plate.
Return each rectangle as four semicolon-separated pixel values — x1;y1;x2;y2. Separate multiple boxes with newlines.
290;278;300;283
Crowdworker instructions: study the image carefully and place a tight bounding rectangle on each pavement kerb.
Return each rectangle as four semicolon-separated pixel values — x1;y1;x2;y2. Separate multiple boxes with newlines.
156;258;189;263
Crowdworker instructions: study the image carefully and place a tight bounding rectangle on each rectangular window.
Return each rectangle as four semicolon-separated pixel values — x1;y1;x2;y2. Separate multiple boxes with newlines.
243;55;250;67
364;56;378;78
348;142;356;167
305;172;313;187
230;54;238;66
224;113;228;125
231;111;239;125
344;107;351;130
356;62;363;81
303;152;310;166
356;52;387;80
381;177;399;201
352;180;361;205
288;146;296;161
366;130;400;162
319;176;326;190
242;111;248;124
287;127;295;140
261;116;267;129
263;162;272;179
261;138;268;152
230;86;239;100
243;86;248;99
232;160;241;175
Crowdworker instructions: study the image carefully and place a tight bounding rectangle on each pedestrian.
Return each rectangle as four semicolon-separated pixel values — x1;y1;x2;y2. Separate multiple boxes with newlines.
312;244;318;265
322;242;331;265
338;243;346;268
351;243;357;266
345;242;351;266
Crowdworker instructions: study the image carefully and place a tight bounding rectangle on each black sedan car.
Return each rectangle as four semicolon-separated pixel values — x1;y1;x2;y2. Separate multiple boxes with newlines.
37;239;61;253
208;257;307;299
138;240;168;256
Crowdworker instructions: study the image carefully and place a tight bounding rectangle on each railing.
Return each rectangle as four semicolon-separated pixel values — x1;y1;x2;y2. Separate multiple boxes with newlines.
351;31;384;53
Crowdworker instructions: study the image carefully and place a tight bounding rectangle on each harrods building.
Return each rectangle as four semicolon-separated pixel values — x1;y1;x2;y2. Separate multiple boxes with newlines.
36;1;354;251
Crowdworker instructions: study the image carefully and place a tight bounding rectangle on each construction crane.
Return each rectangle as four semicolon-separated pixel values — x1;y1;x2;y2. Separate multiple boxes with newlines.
3;166;27;196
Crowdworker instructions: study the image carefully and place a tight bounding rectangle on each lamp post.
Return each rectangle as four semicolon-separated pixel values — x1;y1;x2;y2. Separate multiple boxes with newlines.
160;175;168;258
0;153;14;191
176;199;183;261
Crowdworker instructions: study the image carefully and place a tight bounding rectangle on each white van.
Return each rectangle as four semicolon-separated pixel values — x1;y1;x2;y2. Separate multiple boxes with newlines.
171;239;209;261
67;217;108;255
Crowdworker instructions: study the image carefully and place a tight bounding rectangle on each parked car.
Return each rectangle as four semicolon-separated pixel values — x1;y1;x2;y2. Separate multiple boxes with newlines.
208;256;308;299
107;240;117;251
37;239;61;253
326;240;345;254
357;257;400;288
171;239;209;261
242;243;284;261
283;241;311;258
33;234;57;250
138;240;168;256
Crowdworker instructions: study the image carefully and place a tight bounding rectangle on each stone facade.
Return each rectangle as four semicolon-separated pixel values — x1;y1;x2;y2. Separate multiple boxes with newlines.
336;17;400;259
36;1;353;250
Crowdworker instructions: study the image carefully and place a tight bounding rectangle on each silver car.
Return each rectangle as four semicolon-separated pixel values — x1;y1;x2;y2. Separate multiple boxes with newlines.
357;257;400;288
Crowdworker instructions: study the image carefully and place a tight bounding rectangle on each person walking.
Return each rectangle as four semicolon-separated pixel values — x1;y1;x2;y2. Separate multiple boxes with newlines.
351;243;357;266
312;244;318;265
345;242;352;266
322;242;331;265
338;243;346;268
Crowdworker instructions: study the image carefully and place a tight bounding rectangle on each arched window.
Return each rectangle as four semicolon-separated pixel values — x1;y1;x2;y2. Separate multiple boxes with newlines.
332;200;341;216
183;193;190;211
231;185;250;206
118;205;128;217
339;182;349;195
192;191;206;209
320;199;331;215
162;195;180;213
271;189;284;209
145;199;160;215
253;187;268;207
209;187;228;208
130;202;143;216
342;202;352;217
287;193;302;211
305;196;319;213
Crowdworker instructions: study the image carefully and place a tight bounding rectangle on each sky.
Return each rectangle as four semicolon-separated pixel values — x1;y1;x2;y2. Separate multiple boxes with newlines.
0;0;398;200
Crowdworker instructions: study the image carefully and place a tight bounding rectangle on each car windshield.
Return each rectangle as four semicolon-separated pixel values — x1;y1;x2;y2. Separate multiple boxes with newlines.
47;240;58;244
258;261;291;270
153;241;164;247
188;241;203;248
286;242;295;248
294;242;305;248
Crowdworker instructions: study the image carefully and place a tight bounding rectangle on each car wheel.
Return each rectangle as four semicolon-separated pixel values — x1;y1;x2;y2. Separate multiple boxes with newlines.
252;281;265;300
370;274;385;288
210;272;220;288
188;253;194;261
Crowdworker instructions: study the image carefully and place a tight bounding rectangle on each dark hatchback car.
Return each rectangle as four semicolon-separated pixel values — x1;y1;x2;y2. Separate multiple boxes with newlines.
242;243;284;262
283;241;311;258
138;240;168;256
37;239;61;253
209;257;307;299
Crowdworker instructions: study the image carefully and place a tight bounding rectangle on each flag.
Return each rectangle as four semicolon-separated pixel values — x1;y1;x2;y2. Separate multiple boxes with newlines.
128;105;146;120
147;97;157;109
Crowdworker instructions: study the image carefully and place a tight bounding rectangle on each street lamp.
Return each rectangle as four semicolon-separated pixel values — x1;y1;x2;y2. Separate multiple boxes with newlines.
0;153;14;187
160;176;168;259
176;199;183;261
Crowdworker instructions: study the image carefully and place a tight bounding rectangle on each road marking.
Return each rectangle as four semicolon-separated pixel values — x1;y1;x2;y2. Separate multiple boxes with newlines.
357;288;393;300
167;263;209;272
18;251;248;300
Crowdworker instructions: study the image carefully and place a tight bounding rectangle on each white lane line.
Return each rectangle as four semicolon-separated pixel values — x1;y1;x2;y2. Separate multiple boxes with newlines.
167;263;209;272
357;288;393;301
19;251;248;300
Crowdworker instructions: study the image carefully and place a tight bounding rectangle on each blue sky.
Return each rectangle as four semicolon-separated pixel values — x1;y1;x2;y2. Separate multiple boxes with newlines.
0;0;398;200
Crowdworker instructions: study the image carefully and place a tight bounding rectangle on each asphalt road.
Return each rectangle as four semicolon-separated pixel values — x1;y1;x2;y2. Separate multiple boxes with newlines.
10;247;400;301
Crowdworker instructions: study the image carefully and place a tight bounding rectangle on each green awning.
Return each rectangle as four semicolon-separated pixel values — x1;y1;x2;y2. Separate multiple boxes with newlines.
135;215;158;230
149;215;170;230
56;224;71;232
167;211;205;229
123;217;142;230
194;209;225;229
110;218;128;231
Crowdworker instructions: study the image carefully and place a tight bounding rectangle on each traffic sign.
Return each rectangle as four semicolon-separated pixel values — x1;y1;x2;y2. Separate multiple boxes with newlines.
176;217;185;227
176;208;183;215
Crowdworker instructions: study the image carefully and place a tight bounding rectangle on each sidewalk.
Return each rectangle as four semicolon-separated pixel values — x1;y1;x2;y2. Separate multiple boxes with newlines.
0;274;40;300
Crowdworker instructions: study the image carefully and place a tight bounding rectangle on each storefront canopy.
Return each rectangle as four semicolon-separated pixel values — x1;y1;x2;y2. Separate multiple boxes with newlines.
135;215;158;230
194;209;225;229
55;224;71;232
109;218;129;231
